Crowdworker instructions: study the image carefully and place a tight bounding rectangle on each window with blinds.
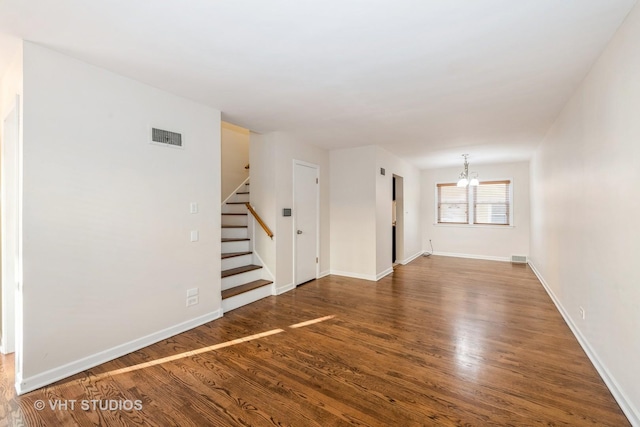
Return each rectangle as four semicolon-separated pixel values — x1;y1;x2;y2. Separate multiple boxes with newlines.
437;183;469;224
473;180;510;225
437;180;512;226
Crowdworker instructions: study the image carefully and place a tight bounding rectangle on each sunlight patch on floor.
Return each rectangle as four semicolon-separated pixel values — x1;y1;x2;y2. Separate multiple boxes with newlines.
91;315;337;380
289;315;336;329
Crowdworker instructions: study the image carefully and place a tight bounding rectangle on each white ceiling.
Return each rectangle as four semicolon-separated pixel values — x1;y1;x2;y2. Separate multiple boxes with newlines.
0;0;636;169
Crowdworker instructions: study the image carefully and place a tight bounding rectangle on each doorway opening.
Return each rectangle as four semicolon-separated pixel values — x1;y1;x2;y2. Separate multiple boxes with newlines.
392;174;404;266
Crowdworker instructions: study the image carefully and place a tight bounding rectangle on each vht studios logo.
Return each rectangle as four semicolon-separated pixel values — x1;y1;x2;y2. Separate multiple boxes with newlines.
34;399;143;411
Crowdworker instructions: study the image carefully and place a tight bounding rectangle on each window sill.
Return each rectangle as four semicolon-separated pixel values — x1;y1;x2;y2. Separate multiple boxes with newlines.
433;223;515;229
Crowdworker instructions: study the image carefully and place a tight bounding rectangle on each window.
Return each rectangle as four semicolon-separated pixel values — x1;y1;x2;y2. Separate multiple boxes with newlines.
437;183;468;224
473;180;510;225
437;180;512;226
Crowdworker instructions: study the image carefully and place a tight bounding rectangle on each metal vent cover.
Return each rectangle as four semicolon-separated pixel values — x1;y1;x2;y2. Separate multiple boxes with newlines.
152;128;182;147
511;255;527;264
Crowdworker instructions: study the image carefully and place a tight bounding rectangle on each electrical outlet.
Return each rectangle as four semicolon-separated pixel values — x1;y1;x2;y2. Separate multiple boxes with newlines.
579;306;585;320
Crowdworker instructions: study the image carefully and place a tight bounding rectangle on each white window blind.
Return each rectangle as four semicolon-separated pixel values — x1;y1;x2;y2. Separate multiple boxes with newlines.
437;183;468;224
473;180;510;225
437;180;512;226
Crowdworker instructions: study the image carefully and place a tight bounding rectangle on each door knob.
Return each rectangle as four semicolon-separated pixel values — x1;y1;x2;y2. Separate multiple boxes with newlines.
297;230;303;234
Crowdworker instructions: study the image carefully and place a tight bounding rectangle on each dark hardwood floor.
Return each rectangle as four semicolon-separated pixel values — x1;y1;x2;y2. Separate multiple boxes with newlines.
0;256;630;426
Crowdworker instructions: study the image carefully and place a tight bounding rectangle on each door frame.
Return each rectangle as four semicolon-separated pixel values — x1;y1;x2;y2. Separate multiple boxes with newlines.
292;159;320;286
1;95;21;356
392;174;404;264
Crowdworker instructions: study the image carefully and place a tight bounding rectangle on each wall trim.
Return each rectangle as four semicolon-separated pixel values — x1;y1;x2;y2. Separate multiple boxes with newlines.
318;270;330;279
432;251;510;262
16;309;222;395
329;270;378;282
528;261;639;426
400;251;423;265
376;267;394;281
274;282;295;295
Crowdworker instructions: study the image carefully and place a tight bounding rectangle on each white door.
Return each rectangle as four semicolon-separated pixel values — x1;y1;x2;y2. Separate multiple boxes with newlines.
294;161;319;285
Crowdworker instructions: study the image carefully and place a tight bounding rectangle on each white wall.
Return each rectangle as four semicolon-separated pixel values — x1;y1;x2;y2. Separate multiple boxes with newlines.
330;145;422;280
330;146;377;280
249;132;277;281
274;133;330;289
529;4;640;423
421;161;530;261
375;146;422;276
19;43;221;393
250;132;330;293
221;121;249;201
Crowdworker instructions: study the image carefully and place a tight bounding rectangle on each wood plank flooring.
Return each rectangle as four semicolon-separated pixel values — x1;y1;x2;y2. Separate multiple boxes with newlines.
0;256;630;426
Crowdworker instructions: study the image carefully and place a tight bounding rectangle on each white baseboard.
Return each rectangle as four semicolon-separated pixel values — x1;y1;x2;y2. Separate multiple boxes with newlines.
274;282;295;295
401;251;423;265
329;268;393;282
16;309;222;395
528;261;639;426
318;270;330;279
432;251;510;262
376;267;394;281
329;270;377;282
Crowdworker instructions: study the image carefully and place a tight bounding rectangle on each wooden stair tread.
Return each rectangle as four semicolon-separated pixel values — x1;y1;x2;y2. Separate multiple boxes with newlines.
221;213;247;216
221;251;252;259
222;280;272;300
221;225;247;229
236;191;250;195
222;264;262;278
222;238;250;242
226;202;247;205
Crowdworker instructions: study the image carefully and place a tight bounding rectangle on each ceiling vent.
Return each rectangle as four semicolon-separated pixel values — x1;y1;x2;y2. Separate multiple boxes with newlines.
152;128;182;147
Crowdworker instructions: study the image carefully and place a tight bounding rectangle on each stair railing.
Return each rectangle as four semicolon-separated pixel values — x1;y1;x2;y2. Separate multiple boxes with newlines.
245;203;274;240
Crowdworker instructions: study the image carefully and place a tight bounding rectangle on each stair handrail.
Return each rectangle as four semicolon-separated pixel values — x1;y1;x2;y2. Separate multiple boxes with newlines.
245;203;274;240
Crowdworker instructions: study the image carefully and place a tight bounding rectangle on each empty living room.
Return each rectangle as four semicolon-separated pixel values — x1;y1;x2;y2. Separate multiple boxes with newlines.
0;1;638;426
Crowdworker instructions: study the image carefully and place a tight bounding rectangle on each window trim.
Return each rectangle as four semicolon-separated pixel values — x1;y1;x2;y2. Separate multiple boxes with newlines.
435;182;469;224
435;178;514;227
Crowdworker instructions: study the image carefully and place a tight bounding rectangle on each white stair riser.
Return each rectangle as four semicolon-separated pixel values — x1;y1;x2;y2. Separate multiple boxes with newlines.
221;215;248;227
222;269;263;290
221;227;248;239
222;240;250;253
230;194;250;203
221;254;253;270
222;204;247;214
222;285;272;313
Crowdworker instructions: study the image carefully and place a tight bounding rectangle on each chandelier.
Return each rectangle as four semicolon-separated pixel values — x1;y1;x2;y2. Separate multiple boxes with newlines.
457;154;479;187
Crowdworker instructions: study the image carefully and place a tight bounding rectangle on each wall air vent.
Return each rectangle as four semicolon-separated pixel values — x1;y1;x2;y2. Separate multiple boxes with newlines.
152;128;182;147
511;255;527;264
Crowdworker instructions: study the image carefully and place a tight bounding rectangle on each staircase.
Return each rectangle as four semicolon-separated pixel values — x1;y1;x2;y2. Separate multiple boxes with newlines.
221;181;273;312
